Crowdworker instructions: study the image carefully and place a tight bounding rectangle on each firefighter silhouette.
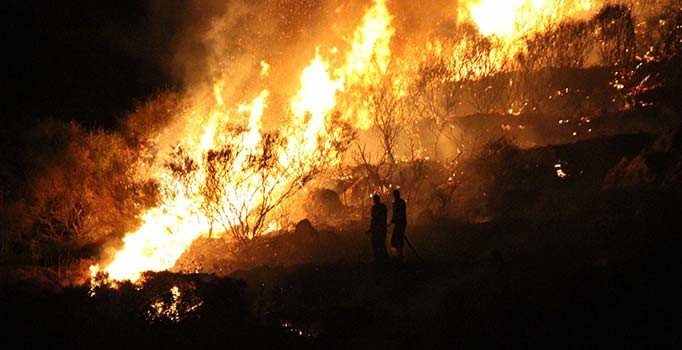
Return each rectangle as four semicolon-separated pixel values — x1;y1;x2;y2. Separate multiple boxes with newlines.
368;194;388;261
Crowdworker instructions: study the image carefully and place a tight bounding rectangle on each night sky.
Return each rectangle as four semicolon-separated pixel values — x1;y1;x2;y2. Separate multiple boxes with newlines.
2;0;182;129
2;0;457;129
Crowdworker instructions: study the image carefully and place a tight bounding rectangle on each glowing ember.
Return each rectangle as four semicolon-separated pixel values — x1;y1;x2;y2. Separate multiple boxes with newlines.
555;163;569;178
146;285;204;323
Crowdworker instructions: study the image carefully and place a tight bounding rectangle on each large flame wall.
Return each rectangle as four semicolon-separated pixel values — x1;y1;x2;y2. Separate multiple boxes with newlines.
91;0;643;284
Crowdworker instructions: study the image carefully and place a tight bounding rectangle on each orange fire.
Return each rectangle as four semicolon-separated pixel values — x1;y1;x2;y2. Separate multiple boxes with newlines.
463;0;595;38
91;0;394;284
91;0;612;285
444;0;599;81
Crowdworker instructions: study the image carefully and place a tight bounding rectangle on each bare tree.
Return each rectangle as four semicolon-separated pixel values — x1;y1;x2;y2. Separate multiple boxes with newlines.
209;135;307;248
353;143;395;193
167;123;352;251
411;55;461;160
515;26;557;113
366;74;404;165
444;117;484;162
397;130;428;206
551;20;594;70
458;28;513;114
594;4;636;68
510;18;595;115
553;21;595;116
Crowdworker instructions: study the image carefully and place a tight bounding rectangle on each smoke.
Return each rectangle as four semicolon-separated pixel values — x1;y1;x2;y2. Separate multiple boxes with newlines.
100;0;682;90
150;1;328;102
145;1;460;107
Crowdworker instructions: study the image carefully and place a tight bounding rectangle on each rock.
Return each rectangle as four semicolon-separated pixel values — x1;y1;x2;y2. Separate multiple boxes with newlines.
306;188;345;220
294;219;317;236
603;154;653;188
603;128;682;189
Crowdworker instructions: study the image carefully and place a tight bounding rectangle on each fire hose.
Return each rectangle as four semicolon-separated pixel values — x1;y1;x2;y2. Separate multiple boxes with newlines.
367;223;424;262
389;222;424;262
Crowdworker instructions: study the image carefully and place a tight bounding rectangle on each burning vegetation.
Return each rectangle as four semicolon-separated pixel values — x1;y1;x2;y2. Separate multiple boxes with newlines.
1;0;681;348
74;0;679;285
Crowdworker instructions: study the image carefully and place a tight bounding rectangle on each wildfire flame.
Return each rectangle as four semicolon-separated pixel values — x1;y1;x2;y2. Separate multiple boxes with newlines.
464;0;594;38
91;0;394;284
90;0;619;285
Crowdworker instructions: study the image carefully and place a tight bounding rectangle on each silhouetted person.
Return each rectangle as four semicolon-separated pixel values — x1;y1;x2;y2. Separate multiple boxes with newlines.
368;194;388;262
390;189;407;259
